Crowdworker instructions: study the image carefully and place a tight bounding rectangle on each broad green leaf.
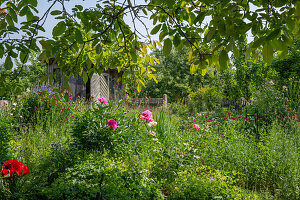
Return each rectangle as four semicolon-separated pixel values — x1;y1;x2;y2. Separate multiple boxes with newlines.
75;29;83;43
52;21;66;37
20;52;29;63
4;56;13;70
50;10;62;15
142;8;147;15
173;34;180;47
252;37;265;49
153;57;160;64
28;0;37;7
201;68;207;76
263;42;273;65
39;40;49;49
188;15;192;26
137;83;141;92
245;47;251;60
8;8;18;22
232;43;240;59
150;57;154;65
266;29;280;41
150;24;161;35
19;6;28;16
159;31;167;42
6;14;14;26
206;27;216;41
142;45;147;54
75;5;83;11
190;63;198;74
0;47;3;59
145;55;150;63
163;38;172;57
188;52;193;61
26;8;34;21
219;50;228;71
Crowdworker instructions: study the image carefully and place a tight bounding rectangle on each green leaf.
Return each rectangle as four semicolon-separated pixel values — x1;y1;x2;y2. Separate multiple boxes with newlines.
4;56;13;70
39;40;49;49
163;38;172;57
50;10;62;15
263;42;273;65
219;50;228;71
19;6;28;16
75;5;83;11
142;8;147;15
28;0;37;7
232;43;240;59
206;27;216;41
266;29;280;41
8;8;18;22
6;14;14;26
137;83;141;92
190;63;198;74
150;24;161;35
252;37;266;49
159;31;167;42
0;44;4;58
52;21;66;37
201;68;207;76
245;47;251;61
75;29;83;43
20;52;29;63
173;33;181;47
82;71;88;84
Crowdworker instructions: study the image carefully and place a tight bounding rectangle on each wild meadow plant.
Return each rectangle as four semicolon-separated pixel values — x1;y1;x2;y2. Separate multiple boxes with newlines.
0;89;299;199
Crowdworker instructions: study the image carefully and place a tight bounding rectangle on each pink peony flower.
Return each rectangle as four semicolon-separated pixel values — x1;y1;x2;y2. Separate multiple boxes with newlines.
97;97;108;104
147;121;157;127
141;110;154;122
193;124;200;130
107;119;117;130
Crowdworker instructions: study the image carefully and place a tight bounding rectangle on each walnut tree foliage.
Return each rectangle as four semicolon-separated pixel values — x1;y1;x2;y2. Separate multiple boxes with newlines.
0;0;299;95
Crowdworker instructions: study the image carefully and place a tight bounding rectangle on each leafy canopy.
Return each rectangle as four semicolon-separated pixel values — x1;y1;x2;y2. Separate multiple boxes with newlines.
0;0;299;95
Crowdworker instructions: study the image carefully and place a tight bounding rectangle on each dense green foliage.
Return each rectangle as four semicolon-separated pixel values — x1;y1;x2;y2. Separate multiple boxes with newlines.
143;48;206;101
0;0;299;93
0;53;46;97
0;89;299;199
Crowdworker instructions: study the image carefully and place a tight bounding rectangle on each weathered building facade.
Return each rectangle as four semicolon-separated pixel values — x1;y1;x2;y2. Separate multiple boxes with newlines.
46;58;123;101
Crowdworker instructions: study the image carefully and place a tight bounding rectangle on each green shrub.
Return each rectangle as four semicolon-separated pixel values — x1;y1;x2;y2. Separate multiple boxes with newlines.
43;153;164;200
0;118;13;162
72;100;138;152
167;166;262;200
188;85;224;113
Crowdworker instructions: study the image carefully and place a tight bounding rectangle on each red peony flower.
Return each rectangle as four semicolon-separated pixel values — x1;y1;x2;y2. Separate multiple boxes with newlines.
1;159;30;180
